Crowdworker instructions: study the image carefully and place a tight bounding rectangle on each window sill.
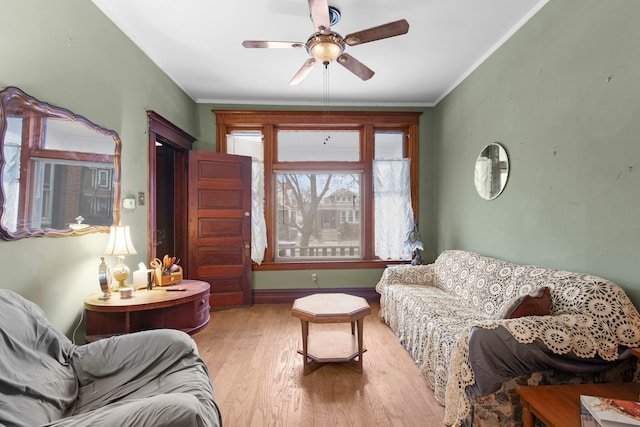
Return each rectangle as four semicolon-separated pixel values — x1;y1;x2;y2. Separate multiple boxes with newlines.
253;259;410;271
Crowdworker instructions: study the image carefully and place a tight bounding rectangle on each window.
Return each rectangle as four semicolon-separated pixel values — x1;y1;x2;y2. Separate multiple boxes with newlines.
275;171;362;259
2;117;116;231
216;110;421;269
278;130;359;161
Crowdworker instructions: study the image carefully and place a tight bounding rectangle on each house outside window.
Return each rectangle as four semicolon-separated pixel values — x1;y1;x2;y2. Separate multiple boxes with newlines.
216;110;421;270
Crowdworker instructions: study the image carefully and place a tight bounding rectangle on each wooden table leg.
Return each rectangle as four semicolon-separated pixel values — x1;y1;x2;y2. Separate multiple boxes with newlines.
356;318;364;373
300;320;310;375
521;402;534;427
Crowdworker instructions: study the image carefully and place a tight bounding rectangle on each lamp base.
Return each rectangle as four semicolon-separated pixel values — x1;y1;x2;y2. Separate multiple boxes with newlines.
111;257;131;291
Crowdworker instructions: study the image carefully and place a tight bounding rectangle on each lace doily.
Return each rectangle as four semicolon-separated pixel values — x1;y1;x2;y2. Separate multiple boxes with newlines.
377;250;640;426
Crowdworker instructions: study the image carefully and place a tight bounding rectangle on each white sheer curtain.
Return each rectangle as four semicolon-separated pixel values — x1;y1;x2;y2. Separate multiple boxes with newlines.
226;134;267;264
374;159;414;260
251;160;267;264
474;156;492;199
2;117;22;232
1;140;20;231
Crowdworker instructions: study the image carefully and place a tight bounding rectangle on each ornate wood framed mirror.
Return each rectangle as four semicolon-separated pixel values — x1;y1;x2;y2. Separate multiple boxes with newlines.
0;86;121;240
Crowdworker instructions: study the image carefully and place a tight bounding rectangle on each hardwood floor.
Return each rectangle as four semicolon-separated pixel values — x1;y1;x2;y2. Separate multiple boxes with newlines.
193;303;446;427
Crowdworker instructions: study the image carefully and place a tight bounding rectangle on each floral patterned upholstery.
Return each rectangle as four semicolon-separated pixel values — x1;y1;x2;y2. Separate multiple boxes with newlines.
376;250;640;426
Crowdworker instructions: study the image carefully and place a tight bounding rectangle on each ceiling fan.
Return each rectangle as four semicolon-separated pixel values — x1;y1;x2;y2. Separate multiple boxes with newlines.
242;0;409;85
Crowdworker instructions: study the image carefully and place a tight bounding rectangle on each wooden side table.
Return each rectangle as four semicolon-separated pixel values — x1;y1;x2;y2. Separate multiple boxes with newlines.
84;280;210;342
291;293;371;375
516;382;640;427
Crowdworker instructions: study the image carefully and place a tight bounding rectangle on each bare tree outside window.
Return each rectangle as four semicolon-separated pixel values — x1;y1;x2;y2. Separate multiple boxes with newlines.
276;172;361;259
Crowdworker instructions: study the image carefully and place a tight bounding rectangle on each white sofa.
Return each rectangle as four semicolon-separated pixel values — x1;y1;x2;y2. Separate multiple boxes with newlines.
376;250;640;426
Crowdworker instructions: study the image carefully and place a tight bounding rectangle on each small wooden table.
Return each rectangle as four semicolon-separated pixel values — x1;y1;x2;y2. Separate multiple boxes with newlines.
516;382;640;427
84;280;210;342
291;293;371;375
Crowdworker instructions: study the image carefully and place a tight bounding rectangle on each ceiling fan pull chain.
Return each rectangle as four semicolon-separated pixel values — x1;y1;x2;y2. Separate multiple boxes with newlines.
323;63;331;144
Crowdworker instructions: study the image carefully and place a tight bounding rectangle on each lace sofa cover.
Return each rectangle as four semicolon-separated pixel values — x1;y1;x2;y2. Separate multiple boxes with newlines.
376;250;640;426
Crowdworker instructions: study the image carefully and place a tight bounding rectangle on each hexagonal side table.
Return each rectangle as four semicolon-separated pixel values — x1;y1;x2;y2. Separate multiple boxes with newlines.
291;293;371;375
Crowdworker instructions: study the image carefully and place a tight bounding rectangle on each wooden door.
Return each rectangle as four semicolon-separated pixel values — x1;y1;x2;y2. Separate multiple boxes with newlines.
188;151;252;308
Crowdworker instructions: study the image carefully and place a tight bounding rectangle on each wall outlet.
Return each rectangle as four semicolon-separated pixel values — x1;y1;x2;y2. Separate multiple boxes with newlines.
123;198;136;210
311;273;317;283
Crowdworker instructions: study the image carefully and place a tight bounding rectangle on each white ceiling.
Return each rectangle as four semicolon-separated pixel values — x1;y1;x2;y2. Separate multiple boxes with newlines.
92;0;548;107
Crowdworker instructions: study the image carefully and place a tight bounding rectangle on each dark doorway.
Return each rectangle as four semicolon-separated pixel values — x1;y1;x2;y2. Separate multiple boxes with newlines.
154;142;176;258
147;111;195;274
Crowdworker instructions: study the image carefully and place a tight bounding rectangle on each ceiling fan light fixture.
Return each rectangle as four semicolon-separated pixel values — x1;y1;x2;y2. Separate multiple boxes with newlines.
307;33;345;64
311;42;342;64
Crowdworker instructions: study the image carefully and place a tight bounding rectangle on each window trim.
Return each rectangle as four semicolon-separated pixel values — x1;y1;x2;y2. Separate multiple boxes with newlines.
214;110;421;271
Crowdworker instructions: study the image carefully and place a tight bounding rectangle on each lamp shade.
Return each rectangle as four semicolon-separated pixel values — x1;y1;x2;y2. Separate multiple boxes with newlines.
104;225;137;256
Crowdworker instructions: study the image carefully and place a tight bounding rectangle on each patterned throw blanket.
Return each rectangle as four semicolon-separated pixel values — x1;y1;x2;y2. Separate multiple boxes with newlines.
376;250;640;426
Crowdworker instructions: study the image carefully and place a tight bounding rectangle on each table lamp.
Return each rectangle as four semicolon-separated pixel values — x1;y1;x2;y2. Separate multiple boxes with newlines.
103;225;137;290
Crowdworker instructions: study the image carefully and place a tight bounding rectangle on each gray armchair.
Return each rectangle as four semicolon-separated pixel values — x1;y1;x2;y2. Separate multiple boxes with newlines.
0;289;221;427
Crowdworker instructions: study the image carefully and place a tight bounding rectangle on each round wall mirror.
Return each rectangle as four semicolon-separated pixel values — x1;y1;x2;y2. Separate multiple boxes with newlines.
474;142;509;200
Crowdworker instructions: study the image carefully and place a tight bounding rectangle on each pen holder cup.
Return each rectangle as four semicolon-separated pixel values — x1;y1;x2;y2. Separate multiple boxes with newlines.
146;269;155;290
156;266;183;286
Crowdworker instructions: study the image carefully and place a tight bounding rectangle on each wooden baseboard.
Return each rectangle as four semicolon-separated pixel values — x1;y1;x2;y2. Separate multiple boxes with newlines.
252;288;380;305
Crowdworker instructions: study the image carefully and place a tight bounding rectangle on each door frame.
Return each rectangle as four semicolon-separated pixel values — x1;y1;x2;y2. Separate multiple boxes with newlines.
147;111;196;270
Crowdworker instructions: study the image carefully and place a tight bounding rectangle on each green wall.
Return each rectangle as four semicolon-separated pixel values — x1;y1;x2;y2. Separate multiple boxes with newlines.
3;0;639;336
431;0;640;305
0;0;196;336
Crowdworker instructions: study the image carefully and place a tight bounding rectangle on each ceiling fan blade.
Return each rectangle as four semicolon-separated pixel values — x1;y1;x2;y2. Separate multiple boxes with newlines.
344;19;409;46
290;58;317;85
242;40;305;49
308;0;331;33
337;53;374;81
